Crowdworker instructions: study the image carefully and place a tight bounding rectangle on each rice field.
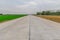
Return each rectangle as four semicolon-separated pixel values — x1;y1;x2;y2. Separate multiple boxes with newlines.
0;14;27;22
37;15;60;23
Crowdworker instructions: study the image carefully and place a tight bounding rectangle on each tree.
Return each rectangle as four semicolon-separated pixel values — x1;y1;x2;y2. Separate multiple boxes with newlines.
41;11;45;15
37;12;40;15
45;11;50;15
0;13;2;15
56;11;60;15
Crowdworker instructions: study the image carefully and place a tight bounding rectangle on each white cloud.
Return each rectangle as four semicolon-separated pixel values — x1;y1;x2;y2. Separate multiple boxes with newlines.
16;1;37;8
28;1;37;5
0;0;60;14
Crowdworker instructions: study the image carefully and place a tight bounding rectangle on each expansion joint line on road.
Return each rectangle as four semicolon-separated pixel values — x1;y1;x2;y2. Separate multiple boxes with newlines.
29;15;31;40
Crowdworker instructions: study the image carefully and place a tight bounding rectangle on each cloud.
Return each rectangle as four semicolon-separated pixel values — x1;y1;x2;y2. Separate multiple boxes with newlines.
0;0;60;14
16;1;37;8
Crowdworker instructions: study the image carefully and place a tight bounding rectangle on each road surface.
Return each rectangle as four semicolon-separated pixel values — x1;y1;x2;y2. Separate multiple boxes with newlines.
0;15;60;40
0;16;29;40
30;16;60;40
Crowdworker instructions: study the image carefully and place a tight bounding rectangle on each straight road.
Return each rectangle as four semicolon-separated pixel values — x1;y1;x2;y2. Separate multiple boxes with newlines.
0;16;29;40
30;15;60;40
0;15;60;40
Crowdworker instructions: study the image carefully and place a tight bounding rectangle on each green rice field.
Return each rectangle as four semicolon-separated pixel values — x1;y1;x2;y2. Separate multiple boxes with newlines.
0;14;27;22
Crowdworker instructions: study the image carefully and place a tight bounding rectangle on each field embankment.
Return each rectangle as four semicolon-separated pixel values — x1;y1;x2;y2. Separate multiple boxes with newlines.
0;14;27;22
37;15;60;23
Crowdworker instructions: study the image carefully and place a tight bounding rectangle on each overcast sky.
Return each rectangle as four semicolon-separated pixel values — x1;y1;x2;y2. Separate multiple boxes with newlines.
0;0;60;14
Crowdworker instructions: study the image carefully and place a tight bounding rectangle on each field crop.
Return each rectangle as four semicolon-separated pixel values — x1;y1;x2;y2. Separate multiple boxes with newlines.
37;15;60;23
0;14;27;22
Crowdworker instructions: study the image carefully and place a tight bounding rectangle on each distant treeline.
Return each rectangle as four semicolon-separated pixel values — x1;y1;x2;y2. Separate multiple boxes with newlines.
36;11;60;15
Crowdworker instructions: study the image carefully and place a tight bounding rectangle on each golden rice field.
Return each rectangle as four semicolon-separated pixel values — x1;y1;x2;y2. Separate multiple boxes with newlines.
37;15;60;23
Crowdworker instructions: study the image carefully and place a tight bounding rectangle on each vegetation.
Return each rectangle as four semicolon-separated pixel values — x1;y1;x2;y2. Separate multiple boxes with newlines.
38;15;60;23
36;11;60;15
36;10;60;23
0;14;27;22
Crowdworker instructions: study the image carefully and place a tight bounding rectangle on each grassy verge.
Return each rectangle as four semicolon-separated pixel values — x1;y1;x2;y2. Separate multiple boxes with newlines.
37;15;60;23
0;14;27;22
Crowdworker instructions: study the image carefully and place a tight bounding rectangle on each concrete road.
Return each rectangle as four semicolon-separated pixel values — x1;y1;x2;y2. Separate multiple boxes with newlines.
0;16;29;40
0;15;60;40
30;15;60;40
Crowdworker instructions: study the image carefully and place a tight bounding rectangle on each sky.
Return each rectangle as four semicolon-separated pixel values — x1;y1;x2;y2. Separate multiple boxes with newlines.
0;0;60;14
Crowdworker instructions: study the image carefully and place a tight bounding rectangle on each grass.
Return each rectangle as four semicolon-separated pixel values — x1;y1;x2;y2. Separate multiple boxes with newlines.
37;15;60;23
0;14;27;22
